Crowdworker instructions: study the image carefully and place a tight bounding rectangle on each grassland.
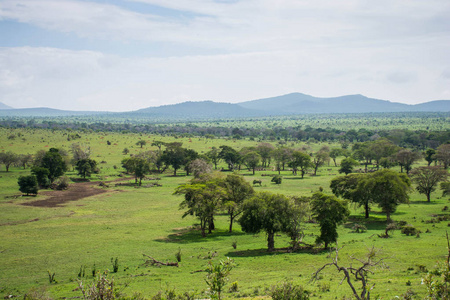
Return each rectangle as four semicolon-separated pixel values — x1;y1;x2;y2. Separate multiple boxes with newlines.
0;127;449;299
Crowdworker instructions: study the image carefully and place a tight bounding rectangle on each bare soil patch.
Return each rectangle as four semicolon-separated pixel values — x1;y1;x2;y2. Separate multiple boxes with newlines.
21;177;131;208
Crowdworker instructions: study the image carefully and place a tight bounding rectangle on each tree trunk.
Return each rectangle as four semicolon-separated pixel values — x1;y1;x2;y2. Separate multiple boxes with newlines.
427;193;431;202
386;211;391;223
252;168;255;175
267;231;275;252
365;202;369;219
229;215;234;233
173;168;177;176
301;170;305;179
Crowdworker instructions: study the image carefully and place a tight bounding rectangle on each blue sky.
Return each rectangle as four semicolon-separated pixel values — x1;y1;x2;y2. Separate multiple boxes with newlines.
0;0;450;111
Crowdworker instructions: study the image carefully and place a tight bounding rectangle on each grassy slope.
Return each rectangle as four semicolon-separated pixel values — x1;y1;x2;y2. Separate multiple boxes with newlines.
0;127;449;299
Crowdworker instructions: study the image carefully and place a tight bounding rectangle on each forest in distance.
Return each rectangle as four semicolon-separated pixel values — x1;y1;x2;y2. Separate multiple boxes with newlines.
0;111;450;300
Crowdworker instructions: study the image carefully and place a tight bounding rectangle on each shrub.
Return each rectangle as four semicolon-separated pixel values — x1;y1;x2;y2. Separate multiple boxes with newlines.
52;176;70;190
18;175;39;195
175;248;182;262
352;223;367;233
401;224;420;236
111;257;119;273
270;282;309;300
271;175;282;184
229;281;239;293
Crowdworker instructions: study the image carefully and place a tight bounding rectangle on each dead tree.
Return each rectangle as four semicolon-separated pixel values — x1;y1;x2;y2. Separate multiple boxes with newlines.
312;246;385;300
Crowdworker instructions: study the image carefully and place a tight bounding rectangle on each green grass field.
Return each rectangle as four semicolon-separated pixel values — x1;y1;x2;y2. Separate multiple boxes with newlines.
0;127;449;299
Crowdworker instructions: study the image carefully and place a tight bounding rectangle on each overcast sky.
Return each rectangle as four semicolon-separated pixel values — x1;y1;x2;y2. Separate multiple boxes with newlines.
1;0;450;111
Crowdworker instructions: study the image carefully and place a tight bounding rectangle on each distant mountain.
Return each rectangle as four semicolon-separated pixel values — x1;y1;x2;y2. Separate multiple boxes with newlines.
237;93;449;114
0;107;108;117
132;101;265;119
0;93;448;118
0;102;13;110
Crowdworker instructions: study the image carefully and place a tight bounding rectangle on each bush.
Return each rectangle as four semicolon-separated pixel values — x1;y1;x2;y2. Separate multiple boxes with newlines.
352;223;367;233
53;176;70;190
401;224;420;236
18;175;38;195
271;175;282;184
270;282;309;300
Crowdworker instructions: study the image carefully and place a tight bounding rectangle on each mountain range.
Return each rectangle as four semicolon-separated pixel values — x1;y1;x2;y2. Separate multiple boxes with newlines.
0;93;449;119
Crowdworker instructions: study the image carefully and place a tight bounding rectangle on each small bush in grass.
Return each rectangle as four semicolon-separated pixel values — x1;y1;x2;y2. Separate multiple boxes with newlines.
231;241;237;249
271;175;282;184
401;224;420;236
175;248;182;262
352;223;367;233
52;176;69;190
229;281;239;292
270;282;310;300
23;287;52;300
111;257;119;273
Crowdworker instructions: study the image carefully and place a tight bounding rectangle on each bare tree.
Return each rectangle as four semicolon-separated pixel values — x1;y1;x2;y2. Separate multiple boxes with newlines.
312;246;385;300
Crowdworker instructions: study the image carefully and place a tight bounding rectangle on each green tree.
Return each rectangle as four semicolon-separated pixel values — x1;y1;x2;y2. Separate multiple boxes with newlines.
256;143;274;167
183;148;199;176
424;148;436;166
395;149;421;174
219;145;241;171
338;157;359;175
410;166;448;202
136;140;147;148
18;175;38;195
31;166;50;188
40;148;67;183
205;258;235;300
76;158;98;179
331;174;372;218
220;174;254;232
436;144;450;169
175;178;225;237
272;147;293;174
206;147;221;170
353;142;375;173
239;192;295;251
18;154;33;169
242;151;261;175
329;148;343;167
311;192;350;249
0;151;18;172
160;144;188;176
288;151;311;178
362;169;410;222
311;150;329;176
369;139;398;169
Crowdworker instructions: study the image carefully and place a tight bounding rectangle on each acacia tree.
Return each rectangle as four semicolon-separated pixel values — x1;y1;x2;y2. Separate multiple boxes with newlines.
339;157;359;175
220;174;254;232
256;143;274;167
121;156;150;185
410;166;448;202
160;144;188;176
395;149;421;174
0;151;18;172
242;151;261;175
312;150;329;176
136;140;147;148
329;148;343;167
206;147;221;170
219;145;241;171
331;174;372;219
361;169;410;222
76;158;98;179
436;144;450;169
175;179;225;237
272;147;293;174
288;151;311;178
239;192;295;251
424;148;437;166
311;192;350;248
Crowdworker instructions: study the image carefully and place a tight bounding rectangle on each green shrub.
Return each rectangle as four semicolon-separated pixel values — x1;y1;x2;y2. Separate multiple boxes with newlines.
401;224;420;236
352;223;367;233
270;282;309;300
271;175;282;184
18;175;38;195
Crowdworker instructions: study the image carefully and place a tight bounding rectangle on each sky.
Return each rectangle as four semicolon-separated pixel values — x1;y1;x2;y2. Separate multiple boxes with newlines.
0;0;450;112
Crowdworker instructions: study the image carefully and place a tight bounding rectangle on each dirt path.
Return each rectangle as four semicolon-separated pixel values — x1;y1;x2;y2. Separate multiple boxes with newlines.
21;177;130;208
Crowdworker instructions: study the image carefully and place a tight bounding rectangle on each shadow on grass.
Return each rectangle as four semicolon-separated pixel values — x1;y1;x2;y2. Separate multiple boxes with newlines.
155;227;245;244
345;215;388;231
283;177;305;180
225;246;328;258
409;200;437;205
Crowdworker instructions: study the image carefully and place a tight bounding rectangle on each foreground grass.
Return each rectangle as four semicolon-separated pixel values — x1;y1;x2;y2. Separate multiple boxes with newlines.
0;128;449;299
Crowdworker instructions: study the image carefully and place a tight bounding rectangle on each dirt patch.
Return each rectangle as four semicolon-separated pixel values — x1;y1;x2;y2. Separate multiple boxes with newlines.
21;177;131;208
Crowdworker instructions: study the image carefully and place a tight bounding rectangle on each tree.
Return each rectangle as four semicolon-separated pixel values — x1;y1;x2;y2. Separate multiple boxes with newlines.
188;158;212;178
239;192;295;251
331;174;372;218
121;157;150;186
18;175;38;195
395;149;421;174
0;151;18;172
160;144;188;176
31;166;50;188
17;154;33;169
40;148;67;183
206;147;221;170
424;148;436;166
242;151;261;175
311;192;350;248
256;143;274;167
205;258;235;300
353;142;375;173
183;148;199;176
369;139;398;169
75;158;98;179
70;143;90;165
136;140;147;148
442;182;450;198
272;147;293;174
436;144;450;169
220;174;254;232
410;166;448;202
362;169;410;222
338;157;359;175
329;148;343;167
175;179;225;237
219;145;241;171
288;151;311;178
312;150;329;176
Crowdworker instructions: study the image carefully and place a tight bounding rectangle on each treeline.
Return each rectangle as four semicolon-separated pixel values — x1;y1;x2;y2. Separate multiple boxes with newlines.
1;118;449;149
